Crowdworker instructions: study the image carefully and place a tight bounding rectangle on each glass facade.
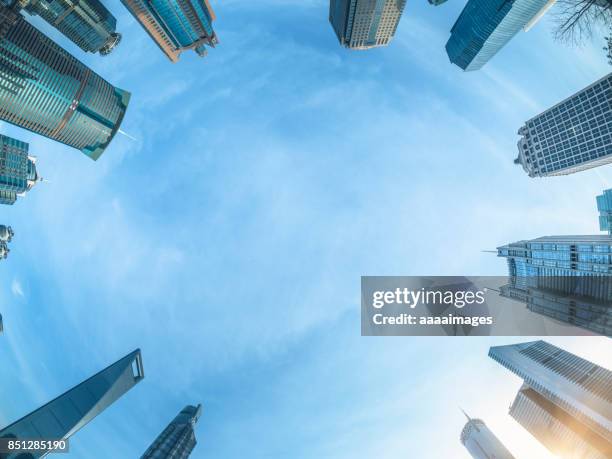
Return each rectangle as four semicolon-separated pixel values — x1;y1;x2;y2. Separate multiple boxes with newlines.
329;0;407;50
13;0;122;54
0;8;130;160
597;188;612;234
516;74;612;177
445;0;550;71
141;404;202;459
120;0;218;62
0;349;144;458
0;135;38;205
510;384;610;459
460;415;516;459
489;340;612;453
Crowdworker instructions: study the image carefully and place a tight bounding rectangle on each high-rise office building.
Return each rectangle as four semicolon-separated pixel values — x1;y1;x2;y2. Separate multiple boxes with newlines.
515;74;612;177
489;340;612;457
329;0;407;50
4;0;122;54
510;383;610;459
460;411;515;459
0;7;130;160
445;0;552;71
597;188;612;234
497;235;612;301
120;0;218;62
499;280;612;336
0;349;144;456
0;135;39;205
141;404;202;459
0;225;13;242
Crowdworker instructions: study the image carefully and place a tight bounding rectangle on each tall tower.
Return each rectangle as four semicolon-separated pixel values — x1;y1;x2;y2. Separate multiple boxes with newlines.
329;0;407;50
0;224;14;261
460;411;515;459
489;341;612;457
597;188;612;234
445;0;552;71
0;350;144;457
515;74;612;177
0;6;130;160
141;404;202;459
0;135;39;205
17;0;121;54
120;0;218;62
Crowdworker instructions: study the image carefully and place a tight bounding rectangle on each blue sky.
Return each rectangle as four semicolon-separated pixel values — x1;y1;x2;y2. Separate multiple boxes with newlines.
0;0;611;457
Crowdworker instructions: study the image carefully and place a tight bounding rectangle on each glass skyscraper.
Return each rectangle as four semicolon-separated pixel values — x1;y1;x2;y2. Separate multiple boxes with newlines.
3;0;122;54
141;404;202;458
515;73;612;177
0;135;39;205
460;411;515;459
510;384;610;459
489;341;612;458
445;0;551;71
0;6;130;160
329;0;407;50
597;188;612;234
0;349;144;457
120;0;218;62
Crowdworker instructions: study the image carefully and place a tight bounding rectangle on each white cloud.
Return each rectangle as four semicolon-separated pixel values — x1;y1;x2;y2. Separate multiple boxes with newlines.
11;279;23;298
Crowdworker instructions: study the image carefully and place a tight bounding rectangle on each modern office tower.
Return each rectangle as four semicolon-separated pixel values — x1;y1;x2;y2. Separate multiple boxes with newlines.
499;279;612;336
497;235;612;301
329;0;407;50
0;7;130;160
460;411;516;459
597;189;612;234
510;383;611;459
0;350;144;456
9;0;122;54
445;0;551;71
489;341;612;457
141;404;202;458
0;225;13;242
120;0;218;63
0;135;39;205
515;74;612;177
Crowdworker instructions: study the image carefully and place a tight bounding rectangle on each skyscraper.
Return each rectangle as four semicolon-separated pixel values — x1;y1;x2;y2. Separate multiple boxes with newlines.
0;135;39;205
489;341;612;457
597;188;612;234
0;241;7;260
120;0;218;62
499;280;612;336
515;74;612;177
510;383;610;459
0;349;144;456
445;0;552;71
7;0;122;54
141;404;202;459
460;411;516;459
497;235;612;301
329;0;407;50
0;225;13;261
0;6;130;160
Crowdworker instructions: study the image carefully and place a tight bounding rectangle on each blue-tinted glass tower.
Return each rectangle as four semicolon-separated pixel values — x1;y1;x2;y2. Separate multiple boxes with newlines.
0;135;39;205
0;6;130;160
0;350;144;458
515;74;612;177
141;404;202;458
445;0;551;71
329;0;407;50
489;341;612;458
597;188;612;234
2;0;122;54
460;411;516;459
120;0;218;62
